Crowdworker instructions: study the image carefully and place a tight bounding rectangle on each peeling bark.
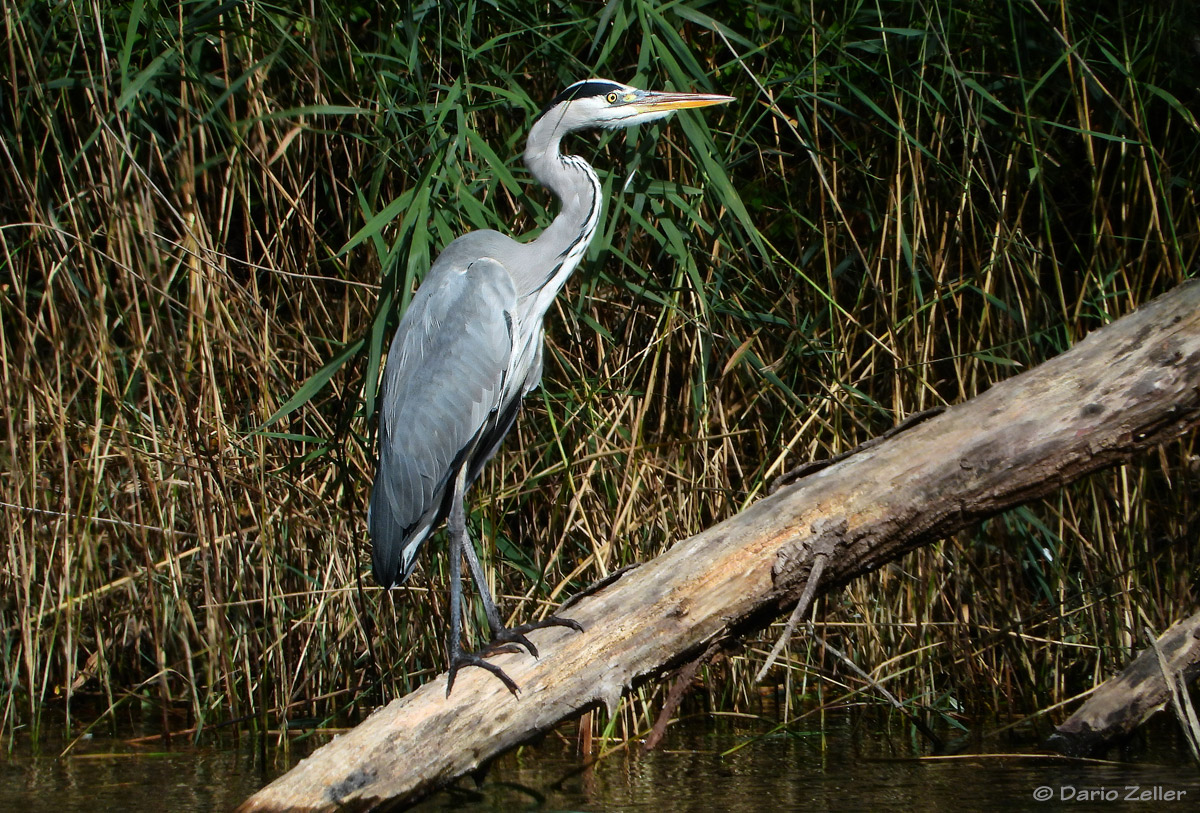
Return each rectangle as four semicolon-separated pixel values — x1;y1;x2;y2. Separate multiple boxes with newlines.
240;281;1200;812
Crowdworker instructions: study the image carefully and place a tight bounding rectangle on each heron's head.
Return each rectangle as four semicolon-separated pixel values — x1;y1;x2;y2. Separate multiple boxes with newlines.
535;78;734;133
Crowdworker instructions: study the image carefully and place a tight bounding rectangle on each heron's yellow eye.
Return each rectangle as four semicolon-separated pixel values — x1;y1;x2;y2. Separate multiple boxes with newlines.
606;92;618;104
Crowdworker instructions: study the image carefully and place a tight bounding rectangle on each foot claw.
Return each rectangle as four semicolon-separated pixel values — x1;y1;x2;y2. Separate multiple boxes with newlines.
492;615;584;658
480;641;524;657
444;615;584;696
490;632;537;657
447;651;520;697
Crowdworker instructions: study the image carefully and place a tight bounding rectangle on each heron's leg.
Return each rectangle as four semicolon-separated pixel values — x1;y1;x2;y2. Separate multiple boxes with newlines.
460;531;506;634
460;527;584;659
445;473;519;697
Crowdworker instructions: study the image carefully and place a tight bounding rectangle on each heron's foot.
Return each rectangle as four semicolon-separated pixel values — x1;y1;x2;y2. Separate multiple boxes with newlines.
444;616;584;697
489;615;585;659
446;648;521;698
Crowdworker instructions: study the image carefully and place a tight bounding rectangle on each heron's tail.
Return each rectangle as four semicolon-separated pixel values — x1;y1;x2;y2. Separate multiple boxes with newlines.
367;483;429;589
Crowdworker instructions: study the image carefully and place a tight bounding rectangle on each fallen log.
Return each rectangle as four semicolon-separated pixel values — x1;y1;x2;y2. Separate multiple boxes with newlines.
1045;611;1200;758
240;280;1200;811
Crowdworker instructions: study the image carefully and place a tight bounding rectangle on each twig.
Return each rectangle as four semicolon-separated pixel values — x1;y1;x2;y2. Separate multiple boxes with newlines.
754;552;828;682
815;632;943;750
771;407;946;494
643;640;724;752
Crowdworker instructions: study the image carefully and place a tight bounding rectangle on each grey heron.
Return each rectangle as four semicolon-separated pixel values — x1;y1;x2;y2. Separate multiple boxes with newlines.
369;78;734;695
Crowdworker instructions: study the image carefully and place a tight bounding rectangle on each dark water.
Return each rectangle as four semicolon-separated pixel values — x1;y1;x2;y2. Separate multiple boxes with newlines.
4;714;1197;811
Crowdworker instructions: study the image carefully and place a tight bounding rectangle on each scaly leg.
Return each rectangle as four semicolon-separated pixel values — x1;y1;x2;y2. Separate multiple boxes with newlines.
461;530;583;660
445;473;520;697
444;471;583;696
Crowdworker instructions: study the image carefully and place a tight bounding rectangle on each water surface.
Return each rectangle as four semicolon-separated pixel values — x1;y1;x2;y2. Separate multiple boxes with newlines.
5;713;1197;811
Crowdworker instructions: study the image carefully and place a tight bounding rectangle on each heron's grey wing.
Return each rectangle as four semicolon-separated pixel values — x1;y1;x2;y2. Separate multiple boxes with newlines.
369;257;517;587
462;323;544;487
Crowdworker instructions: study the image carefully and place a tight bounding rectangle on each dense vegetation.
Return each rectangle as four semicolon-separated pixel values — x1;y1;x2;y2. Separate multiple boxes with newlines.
3;0;1197;748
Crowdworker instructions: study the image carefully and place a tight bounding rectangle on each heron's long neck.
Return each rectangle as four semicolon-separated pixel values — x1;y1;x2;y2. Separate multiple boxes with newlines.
518;118;602;308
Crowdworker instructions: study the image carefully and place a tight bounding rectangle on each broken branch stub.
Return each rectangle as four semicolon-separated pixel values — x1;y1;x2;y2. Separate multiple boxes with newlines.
1046;611;1200;758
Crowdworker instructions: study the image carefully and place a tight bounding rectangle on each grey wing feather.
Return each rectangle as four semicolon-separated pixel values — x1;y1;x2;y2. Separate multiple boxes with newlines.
369;256;517;586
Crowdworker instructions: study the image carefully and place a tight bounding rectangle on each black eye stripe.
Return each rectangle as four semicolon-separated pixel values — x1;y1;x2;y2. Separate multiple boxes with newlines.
551;81;622;105
540;81;624;115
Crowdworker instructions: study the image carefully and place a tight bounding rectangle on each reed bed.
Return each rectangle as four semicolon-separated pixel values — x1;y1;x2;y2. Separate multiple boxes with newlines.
2;0;1197;749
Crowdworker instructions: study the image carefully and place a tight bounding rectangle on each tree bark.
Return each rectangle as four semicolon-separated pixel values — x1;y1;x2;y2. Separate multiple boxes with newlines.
239;281;1200;812
1046;611;1200;758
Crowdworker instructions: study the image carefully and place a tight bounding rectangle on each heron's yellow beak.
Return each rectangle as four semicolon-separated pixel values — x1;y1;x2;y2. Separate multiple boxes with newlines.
626;90;736;112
